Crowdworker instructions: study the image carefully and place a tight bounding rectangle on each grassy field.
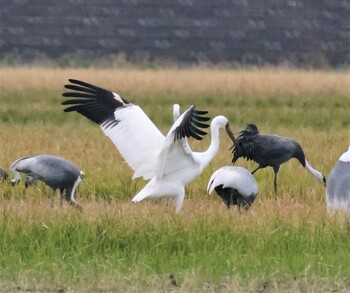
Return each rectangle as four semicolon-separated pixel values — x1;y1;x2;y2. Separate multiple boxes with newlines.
0;67;350;292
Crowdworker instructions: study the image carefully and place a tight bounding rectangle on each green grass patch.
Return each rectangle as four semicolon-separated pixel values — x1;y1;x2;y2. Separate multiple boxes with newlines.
0;202;349;291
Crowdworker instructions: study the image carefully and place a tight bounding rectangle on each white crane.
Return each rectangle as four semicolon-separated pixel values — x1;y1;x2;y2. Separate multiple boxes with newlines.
207;166;258;209
62;79;234;212
326;146;350;214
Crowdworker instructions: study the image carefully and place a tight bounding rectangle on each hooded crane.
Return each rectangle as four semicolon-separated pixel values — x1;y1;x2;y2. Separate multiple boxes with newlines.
62;79;234;213
207;166;258;209
10;155;84;211
230;124;326;192
326;146;350;214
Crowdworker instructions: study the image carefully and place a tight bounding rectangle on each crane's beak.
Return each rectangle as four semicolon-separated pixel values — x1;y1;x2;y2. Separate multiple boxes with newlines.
225;124;235;141
225;124;238;145
225;123;242;154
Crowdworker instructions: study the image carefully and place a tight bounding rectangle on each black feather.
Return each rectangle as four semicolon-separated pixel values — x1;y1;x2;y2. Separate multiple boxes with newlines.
192;119;210;129
64;84;97;95
193;110;208;115
173;106;210;141
62;92;97;99
62;79;129;126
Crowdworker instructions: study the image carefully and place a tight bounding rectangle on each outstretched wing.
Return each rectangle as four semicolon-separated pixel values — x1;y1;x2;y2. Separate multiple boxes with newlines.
156;106;210;179
62;79;165;180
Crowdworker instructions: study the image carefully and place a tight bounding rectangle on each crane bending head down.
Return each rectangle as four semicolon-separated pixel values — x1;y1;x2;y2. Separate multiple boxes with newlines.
228;123;326;192
10;155;84;211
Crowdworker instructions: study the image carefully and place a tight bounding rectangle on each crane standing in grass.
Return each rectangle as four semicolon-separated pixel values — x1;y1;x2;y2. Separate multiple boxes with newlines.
62;79;235;213
326;146;350;214
207;166;258;209
229;123;326;192
10;155;84;211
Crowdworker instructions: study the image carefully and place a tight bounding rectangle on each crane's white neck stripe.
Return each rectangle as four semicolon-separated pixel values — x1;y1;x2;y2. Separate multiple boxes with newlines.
70;176;83;202
339;147;350;162
304;160;325;186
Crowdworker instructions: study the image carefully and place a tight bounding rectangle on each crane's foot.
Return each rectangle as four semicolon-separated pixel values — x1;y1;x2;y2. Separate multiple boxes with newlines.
69;201;83;212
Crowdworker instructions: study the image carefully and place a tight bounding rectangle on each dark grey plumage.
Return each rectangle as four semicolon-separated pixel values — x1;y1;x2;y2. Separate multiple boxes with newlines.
214;186;256;209
0;167;9;180
231;124;326;192
62;79;129;129
10;155;84;210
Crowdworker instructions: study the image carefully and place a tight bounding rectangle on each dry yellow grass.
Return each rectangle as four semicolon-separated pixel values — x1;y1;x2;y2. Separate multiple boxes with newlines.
0;67;349;97
0;194;332;231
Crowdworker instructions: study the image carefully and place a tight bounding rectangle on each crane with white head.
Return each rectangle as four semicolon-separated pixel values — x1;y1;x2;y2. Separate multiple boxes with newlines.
62;79;234;212
229;123;326;192
10;155;84;210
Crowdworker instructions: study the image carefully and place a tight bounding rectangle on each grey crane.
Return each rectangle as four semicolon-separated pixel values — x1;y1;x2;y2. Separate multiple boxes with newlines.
10;155;84;211
326;146;350;214
207;166;258;209
0;167;8;180
229;123;326;192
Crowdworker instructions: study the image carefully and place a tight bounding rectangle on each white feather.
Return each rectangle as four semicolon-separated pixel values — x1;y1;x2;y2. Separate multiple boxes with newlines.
64;79;232;213
326;147;350;214
339;146;350;162
10;156;33;183
102;105;165;180
172;104;180;122
207;166;258;197
133;113;230;213
156;106;198;181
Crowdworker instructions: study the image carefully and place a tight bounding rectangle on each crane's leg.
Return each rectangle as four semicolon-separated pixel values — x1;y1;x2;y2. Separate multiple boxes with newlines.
175;189;185;213
49;189;58;208
237;197;249;211
59;188;64;208
251;166;262;175
65;187;83;212
273;166;280;193
163;197;173;207
25;176;36;188
227;192;233;208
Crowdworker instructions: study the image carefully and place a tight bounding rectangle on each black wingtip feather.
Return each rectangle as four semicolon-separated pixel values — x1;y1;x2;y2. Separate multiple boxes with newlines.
173;106;211;141
194;110;208;115
62;79;128;126
192;120;210;129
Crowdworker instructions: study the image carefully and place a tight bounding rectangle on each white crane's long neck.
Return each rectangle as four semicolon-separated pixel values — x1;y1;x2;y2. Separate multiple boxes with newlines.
305;160;326;186
200;121;222;169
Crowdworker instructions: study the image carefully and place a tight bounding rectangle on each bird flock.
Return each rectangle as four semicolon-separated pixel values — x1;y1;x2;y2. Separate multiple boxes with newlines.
2;79;349;214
